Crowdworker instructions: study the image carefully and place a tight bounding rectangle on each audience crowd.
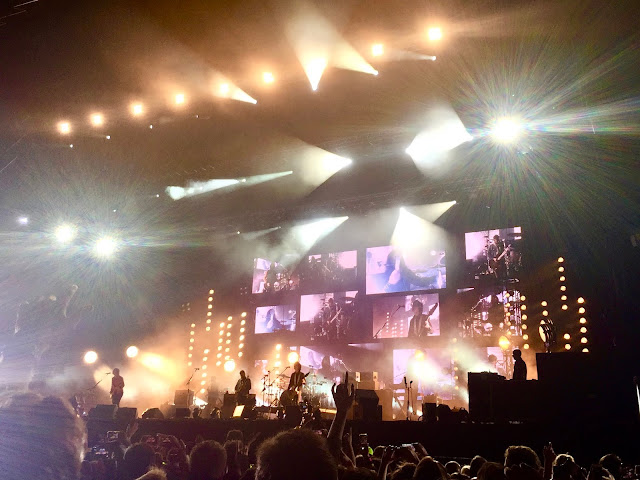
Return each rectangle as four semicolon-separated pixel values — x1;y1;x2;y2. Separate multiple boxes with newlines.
0;374;632;480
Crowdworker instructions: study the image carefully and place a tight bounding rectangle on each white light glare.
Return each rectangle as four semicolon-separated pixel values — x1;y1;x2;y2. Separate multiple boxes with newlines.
491;117;524;144
305;58;327;91
126;346;139;358
427;27;443;41
372;43;384;57
94;236;118;258
17;216;29;225
55;224;76;243
83;350;98;364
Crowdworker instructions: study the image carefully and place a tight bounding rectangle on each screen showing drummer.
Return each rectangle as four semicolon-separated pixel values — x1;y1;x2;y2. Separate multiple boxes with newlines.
252;255;300;294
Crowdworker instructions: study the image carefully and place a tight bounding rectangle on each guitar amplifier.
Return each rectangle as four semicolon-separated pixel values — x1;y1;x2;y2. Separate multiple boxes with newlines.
174;390;194;407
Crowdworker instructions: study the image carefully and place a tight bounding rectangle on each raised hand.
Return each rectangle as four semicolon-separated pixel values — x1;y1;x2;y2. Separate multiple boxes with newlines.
332;372;355;412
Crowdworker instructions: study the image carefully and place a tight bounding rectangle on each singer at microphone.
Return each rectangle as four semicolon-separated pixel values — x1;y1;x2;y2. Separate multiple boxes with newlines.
110;368;125;407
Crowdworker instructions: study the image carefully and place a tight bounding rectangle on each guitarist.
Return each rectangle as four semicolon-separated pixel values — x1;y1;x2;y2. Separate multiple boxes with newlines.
287;362;308;403
408;300;438;338
488;234;508;279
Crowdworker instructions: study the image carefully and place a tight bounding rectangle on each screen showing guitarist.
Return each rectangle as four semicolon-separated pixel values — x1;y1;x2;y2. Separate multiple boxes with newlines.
408;300;438;338
488;235;509;279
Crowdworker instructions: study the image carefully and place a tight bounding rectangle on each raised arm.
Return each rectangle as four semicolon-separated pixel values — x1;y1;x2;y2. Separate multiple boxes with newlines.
327;372;355;461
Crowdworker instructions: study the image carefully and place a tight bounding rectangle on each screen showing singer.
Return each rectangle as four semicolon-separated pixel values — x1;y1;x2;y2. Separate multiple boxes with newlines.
372;293;440;339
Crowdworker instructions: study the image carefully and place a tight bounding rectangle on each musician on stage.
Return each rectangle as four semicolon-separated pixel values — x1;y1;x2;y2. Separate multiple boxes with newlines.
323;298;339;341
487;234;507;279
235;370;252;405
408;300;434;338
512;349;527;381
110;368;125;406
288;362;306;391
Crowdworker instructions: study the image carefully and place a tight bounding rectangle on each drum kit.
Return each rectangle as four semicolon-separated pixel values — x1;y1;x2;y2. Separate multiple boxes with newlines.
261;369;334;412
311;300;355;341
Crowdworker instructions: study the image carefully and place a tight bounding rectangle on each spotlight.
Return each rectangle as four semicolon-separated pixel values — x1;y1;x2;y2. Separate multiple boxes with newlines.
287;351;299;364
582;348;589;353
224;359;236;372
241;312;247;318
83;350;98;364
262;71;275;84
523;344;529;349
580;327;587;334
371;43;384;57
54;224;76;243
498;335;510;350
94;236;118;258
558;257;564;263
558;267;565;272
126;346;139;358
562;305;568;310
580;337;588;344
577;297;585;304
579;317;587;324
175;93;186;105
427;27;443;41
58;121;71;134
275;344;282;351
578;307;585;314
560;276;566;282
541;301;547;307
491;117;523;144
131;102;144;116
90;113;104;127
17;216;29;226
565;344;571;350
219;83;230;96
563;333;570;340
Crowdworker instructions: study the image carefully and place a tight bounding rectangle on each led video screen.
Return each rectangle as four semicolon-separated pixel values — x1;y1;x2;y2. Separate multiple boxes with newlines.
456;288;524;338
301;250;357;291
252;256;300;294
372;293;440;339
365;245;446;295
299;290;360;342
465;227;523;282
392;349;454;396
254;305;297;334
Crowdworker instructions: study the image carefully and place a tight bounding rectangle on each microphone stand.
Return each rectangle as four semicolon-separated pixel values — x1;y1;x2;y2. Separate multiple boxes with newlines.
374;305;402;338
186;367;199;409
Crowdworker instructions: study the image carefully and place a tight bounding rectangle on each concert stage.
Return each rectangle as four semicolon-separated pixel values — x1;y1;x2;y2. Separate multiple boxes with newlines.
88;417;640;464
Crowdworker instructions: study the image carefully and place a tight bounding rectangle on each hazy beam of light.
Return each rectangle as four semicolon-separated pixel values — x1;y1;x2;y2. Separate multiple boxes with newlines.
283;1;376;91
406;201;457;223
241;226;281;241
406;107;472;168
284;216;349;253
166;171;293;200
298;147;352;187
391;208;448;251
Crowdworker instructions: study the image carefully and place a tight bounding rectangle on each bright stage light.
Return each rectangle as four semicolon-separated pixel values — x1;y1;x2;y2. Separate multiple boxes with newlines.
83;350;98;364
491;117;523;144
288;216;349;252
371;43;384;57
131;103;144;116
94;236;118;258
275;344;282;351
126;346;139;358
287;351;299;364
58;121;71;135
90;113;104;127
224;359;236;372
406;107;472;168
219;83;230;96
17;216;29;225
55;224;76;244
175;93;186;105
262;72;275;84
427;27;442;41
391;207;449;252
305;58;327;91
322;154;351;172
498;335;510;350
577;297;585;304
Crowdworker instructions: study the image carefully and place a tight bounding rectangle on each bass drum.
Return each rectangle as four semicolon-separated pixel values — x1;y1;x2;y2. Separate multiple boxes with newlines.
279;389;298;407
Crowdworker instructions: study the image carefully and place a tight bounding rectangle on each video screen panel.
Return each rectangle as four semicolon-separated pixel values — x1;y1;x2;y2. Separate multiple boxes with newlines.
392;349;454;396
365;246;446;295
299;291;359;342
301;250;357;291
372;293;440;339
465;227;523;282
456;288;523;338
254;305;297;334
252;256;300;294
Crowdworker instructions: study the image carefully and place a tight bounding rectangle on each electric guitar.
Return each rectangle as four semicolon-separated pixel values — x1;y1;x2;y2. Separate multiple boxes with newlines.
489;245;511;272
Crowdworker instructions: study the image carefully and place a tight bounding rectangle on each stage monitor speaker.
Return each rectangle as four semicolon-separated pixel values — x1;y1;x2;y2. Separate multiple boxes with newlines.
221;393;237;419
89;404;117;420
141;408;165;420
232;405;245;418
422;402;437;423
174;390;194;407
175;407;191;419
356;389;380;421
116;407;137;425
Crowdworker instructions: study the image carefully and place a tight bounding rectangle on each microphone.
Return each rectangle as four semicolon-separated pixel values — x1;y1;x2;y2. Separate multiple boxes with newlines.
195;368;200;371
403;376;407;386
105;372;112;375
410;380;413;385
398;304;404;307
